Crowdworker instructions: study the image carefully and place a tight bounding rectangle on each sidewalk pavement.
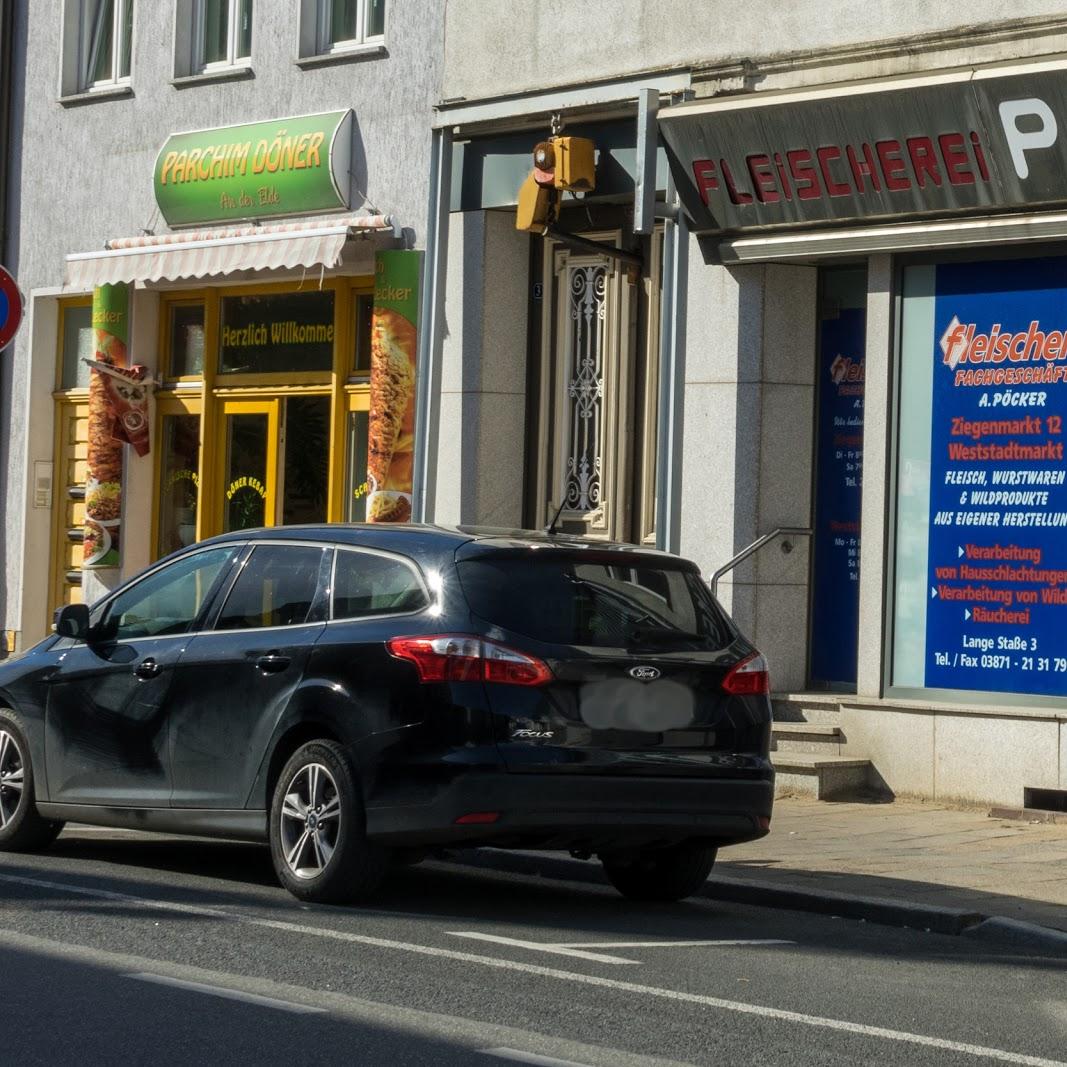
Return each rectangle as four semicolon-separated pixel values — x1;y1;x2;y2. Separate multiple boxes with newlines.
717;796;1067;936
454;796;1067;950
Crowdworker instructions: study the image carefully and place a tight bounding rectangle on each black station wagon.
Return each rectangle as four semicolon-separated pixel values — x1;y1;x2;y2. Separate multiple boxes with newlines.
0;525;774;904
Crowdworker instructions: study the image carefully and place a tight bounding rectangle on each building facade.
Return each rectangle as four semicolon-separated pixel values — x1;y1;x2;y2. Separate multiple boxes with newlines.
1;0;441;645
422;0;1067;807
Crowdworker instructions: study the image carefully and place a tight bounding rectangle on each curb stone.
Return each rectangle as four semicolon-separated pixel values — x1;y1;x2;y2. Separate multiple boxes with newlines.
435;849;1067;955
962;917;1067;952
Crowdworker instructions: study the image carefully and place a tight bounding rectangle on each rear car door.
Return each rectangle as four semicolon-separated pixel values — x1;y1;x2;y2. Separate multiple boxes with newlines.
167;542;330;808
306;547;437;793
44;545;239;806
454;547;771;776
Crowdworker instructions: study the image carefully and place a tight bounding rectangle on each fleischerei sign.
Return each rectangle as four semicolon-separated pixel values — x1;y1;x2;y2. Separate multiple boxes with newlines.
153;111;352;227
660;66;1067;233
924;256;1067;696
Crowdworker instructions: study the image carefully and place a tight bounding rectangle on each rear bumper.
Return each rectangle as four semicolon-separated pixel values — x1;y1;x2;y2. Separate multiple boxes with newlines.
365;771;774;850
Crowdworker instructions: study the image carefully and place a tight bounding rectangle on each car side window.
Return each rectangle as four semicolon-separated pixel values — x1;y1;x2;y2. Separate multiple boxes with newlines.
215;545;326;631
99;547;238;641
332;549;428;620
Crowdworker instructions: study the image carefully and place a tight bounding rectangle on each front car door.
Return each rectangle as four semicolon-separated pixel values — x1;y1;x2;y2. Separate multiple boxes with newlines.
167;542;330;809
43;545;240;807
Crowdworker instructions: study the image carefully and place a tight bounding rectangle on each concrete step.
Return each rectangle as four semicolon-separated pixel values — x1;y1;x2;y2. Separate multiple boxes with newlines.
771;722;843;755
771;692;843;725
772;752;872;800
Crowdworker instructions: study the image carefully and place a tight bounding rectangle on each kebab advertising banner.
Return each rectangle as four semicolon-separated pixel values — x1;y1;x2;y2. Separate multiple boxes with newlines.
925;255;1067;696
83;283;130;568
367;250;421;523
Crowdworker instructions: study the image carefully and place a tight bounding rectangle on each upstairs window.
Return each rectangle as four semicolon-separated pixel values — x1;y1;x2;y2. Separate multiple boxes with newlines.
319;0;385;51
61;0;133;96
298;0;385;61
194;0;252;71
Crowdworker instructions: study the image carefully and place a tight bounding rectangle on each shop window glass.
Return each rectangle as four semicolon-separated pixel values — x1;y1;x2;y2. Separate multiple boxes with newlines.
892;255;1067;700
215;545;325;630
61;306;94;389
168;304;205;378
98;546;236;641
354;293;373;373
345;409;370;521
282;397;330;525
157;414;201;557
332;549;426;620
219;290;334;374
223;413;268;531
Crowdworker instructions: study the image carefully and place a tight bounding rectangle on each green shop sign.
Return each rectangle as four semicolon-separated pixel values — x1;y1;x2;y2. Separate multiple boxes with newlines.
153;110;352;227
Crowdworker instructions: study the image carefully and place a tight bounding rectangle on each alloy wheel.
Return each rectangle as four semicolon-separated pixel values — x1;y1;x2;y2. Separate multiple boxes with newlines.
279;762;341;880
0;730;25;830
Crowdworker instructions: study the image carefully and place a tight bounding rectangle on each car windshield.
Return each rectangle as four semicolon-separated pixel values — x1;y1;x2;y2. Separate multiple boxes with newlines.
457;555;734;649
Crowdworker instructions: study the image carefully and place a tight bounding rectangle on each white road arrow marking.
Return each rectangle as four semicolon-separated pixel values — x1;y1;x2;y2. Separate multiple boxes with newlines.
446;932;637;965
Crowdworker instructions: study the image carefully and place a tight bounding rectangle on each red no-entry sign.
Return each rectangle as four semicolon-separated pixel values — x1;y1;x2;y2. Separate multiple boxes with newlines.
0;265;24;350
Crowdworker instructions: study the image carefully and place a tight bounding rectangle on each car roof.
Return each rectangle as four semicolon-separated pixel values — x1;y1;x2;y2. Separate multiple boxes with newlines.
196;523;688;563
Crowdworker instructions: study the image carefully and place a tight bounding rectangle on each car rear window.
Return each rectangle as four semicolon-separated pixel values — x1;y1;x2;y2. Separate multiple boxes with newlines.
457;555;734;649
332;549;428;620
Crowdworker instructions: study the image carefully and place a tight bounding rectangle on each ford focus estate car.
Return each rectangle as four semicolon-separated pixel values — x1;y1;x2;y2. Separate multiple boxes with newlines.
0;525;773;904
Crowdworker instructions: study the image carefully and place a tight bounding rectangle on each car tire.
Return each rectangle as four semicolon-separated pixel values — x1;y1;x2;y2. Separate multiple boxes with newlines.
269;739;389;905
0;709;64;853
600;841;717;902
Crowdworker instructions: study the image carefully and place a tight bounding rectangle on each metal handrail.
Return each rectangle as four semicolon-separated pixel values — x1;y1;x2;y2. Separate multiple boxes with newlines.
710;527;813;598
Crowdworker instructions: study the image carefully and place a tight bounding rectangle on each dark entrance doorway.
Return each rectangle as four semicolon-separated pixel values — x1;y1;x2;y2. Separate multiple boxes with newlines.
809;266;867;689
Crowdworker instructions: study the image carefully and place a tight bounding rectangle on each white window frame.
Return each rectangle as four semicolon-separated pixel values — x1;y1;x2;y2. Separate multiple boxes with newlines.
316;0;385;55
78;0;133;93
193;0;252;74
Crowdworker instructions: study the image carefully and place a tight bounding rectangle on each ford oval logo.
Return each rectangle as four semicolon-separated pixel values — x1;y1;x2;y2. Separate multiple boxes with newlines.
629;665;661;681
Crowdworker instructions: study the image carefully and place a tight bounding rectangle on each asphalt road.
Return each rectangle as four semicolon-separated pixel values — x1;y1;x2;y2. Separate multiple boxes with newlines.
0;827;1065;1067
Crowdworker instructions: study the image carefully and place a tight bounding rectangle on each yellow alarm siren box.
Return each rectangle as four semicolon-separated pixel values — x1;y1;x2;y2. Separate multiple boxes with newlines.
516;173;552;234
553;136;596;193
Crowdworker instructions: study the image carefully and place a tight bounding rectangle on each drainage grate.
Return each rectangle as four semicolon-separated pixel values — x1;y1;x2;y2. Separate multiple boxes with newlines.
1023;787;1067;813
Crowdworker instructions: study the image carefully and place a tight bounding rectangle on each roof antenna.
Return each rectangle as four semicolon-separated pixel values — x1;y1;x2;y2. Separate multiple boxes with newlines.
545;495;567;536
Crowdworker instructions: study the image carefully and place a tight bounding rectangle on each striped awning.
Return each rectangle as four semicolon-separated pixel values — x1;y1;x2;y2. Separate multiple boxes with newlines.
65;214;396;289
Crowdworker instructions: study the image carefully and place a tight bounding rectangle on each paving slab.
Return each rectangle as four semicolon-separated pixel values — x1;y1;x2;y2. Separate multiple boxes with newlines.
721;796;1067;934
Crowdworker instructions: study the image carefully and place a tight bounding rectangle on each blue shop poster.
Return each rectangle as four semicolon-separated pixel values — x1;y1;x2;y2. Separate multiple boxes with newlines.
810;307;865;686
926;256;1067;696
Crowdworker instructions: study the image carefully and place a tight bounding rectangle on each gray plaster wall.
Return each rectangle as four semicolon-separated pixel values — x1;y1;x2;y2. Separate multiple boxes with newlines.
678;255;816;692
442;0;1067;101
1;0;443;633
433;209;528;526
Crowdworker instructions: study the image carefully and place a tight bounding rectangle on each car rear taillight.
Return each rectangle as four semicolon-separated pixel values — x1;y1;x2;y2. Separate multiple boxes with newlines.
387;635;553;686
722;652;770;695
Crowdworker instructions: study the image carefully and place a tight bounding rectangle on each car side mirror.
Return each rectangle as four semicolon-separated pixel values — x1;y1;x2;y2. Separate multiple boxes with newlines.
55;603;91;641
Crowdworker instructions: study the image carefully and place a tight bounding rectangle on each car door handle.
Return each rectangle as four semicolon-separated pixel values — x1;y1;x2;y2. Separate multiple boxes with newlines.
256;653;291;674
135;657;162;680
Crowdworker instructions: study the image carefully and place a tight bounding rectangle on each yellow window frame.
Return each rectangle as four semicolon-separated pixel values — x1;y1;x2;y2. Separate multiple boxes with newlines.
154;275;374;541
54;296;94;395
216;397;280;535
159;292;210;384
